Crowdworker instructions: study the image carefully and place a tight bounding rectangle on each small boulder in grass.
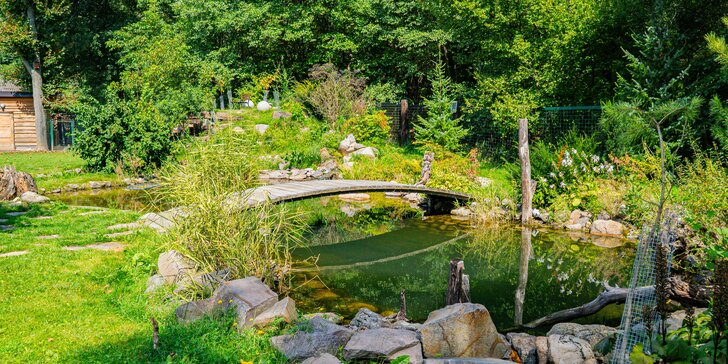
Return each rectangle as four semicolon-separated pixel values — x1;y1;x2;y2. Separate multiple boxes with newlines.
253;297;297;327
20;191;50;204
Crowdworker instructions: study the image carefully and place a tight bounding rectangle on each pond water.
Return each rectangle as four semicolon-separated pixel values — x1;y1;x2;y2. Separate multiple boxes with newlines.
52;187;635;330
290;194;635;331
52;187;165;212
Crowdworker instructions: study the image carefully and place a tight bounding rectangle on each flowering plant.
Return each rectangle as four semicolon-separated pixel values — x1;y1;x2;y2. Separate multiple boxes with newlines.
534;146;616;208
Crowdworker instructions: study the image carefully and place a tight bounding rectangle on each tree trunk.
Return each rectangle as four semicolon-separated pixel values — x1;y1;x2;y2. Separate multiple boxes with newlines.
23;5;48;151
447;259;470;305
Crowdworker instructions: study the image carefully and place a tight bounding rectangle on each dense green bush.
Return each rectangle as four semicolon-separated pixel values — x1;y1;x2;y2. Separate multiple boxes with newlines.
343;111;391;145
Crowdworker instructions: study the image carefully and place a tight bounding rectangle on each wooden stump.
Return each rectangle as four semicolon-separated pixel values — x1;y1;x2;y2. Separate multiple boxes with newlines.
0;166;38;200
416;152;434;186
447;259;470;305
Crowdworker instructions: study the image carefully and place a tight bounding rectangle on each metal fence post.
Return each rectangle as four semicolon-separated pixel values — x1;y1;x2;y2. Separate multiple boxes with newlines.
48;118;54;151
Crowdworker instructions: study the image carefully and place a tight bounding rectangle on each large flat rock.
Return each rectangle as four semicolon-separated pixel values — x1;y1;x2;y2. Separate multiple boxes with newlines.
212;277;278;331
344;328;422;363
270;317;354;361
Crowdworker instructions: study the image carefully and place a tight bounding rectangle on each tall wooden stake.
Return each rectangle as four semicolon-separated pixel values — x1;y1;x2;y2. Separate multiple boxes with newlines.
519;118;532;224
514;227;532;326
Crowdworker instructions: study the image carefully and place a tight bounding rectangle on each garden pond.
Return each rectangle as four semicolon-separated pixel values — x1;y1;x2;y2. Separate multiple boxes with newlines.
53;188;635;331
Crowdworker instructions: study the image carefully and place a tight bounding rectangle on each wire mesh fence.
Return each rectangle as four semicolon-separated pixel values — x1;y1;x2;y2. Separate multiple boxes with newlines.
468;106;603;161
48;119;77;151
611;215;676;364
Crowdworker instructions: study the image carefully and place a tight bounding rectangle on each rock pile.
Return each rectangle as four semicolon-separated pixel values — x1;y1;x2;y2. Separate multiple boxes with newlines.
338;134;378;169
0;166;38;200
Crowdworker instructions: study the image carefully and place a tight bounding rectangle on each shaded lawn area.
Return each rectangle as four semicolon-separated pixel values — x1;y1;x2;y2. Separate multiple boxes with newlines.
0;151;121;190
0;203;286;363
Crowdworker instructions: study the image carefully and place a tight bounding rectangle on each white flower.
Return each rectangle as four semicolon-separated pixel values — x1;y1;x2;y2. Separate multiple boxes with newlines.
559;181;566;188
558;172;564;178
591;155;599;163
592;166;599;173
607;165;614;173
549;172;556;178
571;148;577;154
549;184;555;189
539;176;547;183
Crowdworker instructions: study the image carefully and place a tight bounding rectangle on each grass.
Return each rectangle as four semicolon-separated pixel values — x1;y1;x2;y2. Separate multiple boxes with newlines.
0;202;287;363
0;151;121;191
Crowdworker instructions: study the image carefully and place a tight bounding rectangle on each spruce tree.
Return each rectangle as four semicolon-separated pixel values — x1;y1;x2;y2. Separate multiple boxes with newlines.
414;61;468;152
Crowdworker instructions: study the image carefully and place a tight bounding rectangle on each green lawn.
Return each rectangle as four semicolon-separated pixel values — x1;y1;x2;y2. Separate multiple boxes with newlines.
0;202;286;363
0;151;120;191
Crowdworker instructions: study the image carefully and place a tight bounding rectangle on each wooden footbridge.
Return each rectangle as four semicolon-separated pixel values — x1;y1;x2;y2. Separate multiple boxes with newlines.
225;180;472;207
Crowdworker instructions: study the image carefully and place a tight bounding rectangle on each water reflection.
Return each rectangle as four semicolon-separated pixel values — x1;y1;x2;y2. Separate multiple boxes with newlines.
292;211;634;330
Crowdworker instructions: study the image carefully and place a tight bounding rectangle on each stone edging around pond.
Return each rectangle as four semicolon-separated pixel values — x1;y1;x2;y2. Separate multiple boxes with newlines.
42;177;149;194
146;250;617;363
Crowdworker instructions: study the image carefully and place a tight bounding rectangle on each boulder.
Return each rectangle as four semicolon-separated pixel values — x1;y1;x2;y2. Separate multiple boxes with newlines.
257;101;271;111
351;146;377;159
339;193;370;202
145;274;166;293
547;334;596;364
666;308;708;332
301;353;342;364
253;297;297;327
547;322;617;347
402;193;423;204
320;148;333;161
535;336;549;364
349;308;390;330
158;250;197;284
272;111;292;119
475;177;492;188
270;316;354;361
423;360;513;364
89;181;102;189
318;159;338;171
212;277;278;331
259;170;291;180
420;303;510;359
338;134;365;154
0;166;38;200
506;333;537;364
565;210;592;230
344;328;423;364
140;211;176;232
20;191;50;204
302;312;343;324
175;298;216;324
255;124;270;134
590;220;625;237
450;207;472;217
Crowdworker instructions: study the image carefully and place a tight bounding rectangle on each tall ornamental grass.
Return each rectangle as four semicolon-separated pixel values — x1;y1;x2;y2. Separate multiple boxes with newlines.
156;130;304;289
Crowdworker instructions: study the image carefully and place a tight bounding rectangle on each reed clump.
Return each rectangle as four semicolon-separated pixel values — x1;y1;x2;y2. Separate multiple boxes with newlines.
156;130;304;289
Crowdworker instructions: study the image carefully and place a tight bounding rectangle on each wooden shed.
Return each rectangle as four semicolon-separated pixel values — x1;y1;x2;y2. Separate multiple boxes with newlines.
0;81;37;151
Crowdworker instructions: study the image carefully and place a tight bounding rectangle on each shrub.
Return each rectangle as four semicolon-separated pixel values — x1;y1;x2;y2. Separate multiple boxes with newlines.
300;63;367;130
342;111;391;145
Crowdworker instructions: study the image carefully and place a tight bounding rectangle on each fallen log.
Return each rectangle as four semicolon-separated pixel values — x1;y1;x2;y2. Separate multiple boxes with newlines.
524;277;711;329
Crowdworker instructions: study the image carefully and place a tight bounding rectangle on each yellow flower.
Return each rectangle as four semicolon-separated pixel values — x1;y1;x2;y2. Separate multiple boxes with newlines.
257;330;264;335
240;360;253;364
218;300;223;304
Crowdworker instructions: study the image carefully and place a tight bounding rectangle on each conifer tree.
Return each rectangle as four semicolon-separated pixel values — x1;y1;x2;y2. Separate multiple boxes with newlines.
414;60;468;152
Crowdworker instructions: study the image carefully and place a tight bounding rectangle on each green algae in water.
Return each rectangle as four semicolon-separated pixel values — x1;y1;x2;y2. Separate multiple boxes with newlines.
292;215;634;330
52;188;165;212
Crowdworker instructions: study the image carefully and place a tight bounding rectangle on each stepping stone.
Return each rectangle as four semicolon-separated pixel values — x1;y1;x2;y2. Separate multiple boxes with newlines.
105;230;134;238
0;225;15;231
63;242;126;252
38;235;60;239
0;251;29;257
107;222;142;231
0;219;7;223
79;211;106;216
33;216;53;220
6;211;27;217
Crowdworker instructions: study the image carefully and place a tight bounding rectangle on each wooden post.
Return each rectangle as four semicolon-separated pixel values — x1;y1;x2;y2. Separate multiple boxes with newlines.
447;259;470;305
519;118;532;224
399;99;409;145
396;288;407;321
